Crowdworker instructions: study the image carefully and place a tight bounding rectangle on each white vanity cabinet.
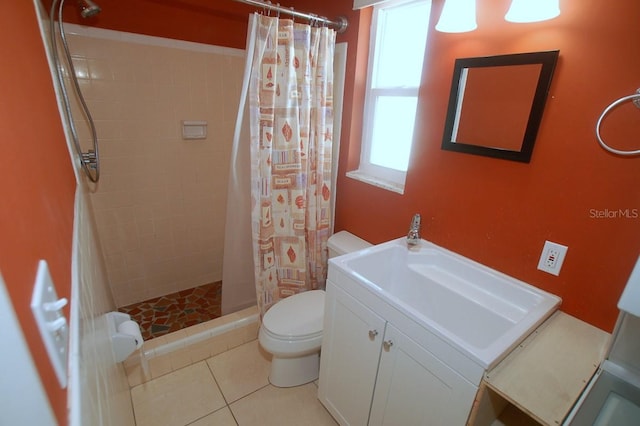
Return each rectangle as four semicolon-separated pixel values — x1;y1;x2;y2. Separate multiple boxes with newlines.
318;282;386;425
318;281;479;426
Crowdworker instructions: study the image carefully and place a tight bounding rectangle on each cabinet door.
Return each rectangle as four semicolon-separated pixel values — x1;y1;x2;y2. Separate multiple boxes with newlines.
318;282;386;426
369;324;478;426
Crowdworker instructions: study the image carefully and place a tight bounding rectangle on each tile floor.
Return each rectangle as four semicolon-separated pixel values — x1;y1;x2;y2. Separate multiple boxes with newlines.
131;339;337;426
119;282;222;340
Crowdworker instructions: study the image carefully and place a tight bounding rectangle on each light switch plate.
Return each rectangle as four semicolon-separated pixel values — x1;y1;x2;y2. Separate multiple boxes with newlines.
31;260;68;388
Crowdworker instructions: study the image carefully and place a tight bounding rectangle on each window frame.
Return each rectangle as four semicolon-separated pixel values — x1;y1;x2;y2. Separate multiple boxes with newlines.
348;0;430;194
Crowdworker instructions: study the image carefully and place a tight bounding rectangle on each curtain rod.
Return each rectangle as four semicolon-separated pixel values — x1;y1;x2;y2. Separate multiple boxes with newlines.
232;0;348;33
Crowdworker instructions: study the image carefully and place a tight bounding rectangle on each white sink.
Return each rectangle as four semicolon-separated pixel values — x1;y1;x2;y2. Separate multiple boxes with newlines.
329;238;561;370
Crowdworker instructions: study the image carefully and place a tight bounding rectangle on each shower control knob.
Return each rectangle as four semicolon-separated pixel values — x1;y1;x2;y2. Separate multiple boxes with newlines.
368;329;378;340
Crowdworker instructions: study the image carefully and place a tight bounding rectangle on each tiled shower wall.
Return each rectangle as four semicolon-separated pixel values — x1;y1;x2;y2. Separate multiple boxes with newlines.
65;25;244;306
35;4;134;421
71;187;135;425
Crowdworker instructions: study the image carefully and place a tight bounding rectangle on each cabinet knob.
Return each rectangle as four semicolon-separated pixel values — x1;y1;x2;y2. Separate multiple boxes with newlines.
383;340;394;351
368;329;378;340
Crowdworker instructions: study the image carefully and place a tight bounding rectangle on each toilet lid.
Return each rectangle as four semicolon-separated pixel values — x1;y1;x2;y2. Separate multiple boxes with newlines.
263;290;325;338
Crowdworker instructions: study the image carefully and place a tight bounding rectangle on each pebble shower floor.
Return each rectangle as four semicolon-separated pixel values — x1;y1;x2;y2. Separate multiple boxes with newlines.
118;281;222;340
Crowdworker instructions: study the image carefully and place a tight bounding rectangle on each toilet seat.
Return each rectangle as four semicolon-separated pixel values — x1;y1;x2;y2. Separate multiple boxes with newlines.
262;290;325;340
260;326;322;342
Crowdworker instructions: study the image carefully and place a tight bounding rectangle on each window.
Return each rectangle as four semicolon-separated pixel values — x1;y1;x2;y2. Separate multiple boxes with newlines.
348;0;431;193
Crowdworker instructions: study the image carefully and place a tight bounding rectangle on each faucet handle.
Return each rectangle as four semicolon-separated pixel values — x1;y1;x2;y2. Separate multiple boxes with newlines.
407;213;421;246
411;213;421;230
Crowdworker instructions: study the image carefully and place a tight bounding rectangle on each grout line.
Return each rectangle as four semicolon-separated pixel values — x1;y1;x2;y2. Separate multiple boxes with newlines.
205;361;242;426
184;406;238;426
199;361;239;426
204;358;229;405
227;382;272;406
201;342;272;426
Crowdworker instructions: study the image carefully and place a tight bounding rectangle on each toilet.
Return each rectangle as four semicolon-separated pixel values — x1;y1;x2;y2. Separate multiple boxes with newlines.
258;231;372;387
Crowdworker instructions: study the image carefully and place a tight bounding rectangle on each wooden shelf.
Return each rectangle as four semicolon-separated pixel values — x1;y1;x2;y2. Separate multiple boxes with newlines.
468;311;610;426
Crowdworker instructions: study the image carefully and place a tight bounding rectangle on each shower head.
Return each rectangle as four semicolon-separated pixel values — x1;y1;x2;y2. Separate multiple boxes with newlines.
78;0;101;18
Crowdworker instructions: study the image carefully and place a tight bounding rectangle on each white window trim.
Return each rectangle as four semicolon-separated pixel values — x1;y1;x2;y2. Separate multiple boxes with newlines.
353;0;388;9
348;0;429;194
346;169;406;194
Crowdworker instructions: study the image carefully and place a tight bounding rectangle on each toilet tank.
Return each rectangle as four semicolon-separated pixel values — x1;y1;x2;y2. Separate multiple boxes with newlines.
327;231;372;258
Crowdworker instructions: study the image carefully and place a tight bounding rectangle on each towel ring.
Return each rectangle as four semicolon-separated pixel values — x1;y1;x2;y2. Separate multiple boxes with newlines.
595;88;640;156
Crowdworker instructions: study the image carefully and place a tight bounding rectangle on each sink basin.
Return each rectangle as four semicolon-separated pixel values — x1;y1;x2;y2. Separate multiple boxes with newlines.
328;238;561;370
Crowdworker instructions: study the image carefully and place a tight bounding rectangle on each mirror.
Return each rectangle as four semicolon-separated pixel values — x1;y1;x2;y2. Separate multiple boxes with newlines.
441;50;559;162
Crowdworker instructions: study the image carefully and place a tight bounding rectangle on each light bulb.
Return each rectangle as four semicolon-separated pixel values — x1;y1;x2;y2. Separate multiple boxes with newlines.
436;0;477;33
505;0;560;23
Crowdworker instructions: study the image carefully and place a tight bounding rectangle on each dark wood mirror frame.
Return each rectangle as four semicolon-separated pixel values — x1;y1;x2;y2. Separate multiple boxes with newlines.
441;50;559;163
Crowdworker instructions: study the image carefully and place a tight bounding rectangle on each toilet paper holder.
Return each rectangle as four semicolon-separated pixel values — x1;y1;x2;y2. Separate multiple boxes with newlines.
106;311;143;362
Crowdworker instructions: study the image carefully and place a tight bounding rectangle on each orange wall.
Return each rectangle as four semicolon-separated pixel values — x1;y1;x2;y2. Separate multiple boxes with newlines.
41;0;361;49
43;0;252;48
456;64;541;150
46;0;639;334
337;0;640;332
1;3;77;424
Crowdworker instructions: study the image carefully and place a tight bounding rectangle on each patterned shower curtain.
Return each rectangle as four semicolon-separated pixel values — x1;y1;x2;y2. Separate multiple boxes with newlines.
248;14;336;316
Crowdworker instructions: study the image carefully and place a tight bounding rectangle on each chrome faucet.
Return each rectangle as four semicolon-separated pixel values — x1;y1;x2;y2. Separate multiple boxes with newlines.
407;213;421;246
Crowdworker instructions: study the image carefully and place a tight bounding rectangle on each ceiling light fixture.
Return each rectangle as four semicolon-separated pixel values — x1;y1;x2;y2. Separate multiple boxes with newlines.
435;0;477;33
505;0;560;23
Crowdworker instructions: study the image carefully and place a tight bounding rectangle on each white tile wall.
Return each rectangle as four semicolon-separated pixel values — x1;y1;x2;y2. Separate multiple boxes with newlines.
64;24;245;306
35;4;136;423
69;186;135;425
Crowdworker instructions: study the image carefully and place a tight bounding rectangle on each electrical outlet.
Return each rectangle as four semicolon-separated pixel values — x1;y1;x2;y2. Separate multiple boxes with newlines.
537;241;568;276
545;248;560;268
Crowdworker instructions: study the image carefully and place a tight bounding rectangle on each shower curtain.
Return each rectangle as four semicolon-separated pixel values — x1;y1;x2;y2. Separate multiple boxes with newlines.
222;15;346;318
246;14;336;316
